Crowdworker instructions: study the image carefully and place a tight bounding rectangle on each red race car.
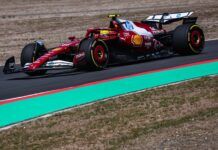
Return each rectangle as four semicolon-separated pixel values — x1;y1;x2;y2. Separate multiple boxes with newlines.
3;12;205;76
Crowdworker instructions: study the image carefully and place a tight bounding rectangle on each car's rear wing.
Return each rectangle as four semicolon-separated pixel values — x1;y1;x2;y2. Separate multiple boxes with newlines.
141;12;197;29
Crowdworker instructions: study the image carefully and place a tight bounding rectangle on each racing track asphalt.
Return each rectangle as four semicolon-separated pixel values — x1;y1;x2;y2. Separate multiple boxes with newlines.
0;40;218;100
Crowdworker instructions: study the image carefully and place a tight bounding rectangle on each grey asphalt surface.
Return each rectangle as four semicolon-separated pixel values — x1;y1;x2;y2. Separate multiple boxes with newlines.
0;40;218;100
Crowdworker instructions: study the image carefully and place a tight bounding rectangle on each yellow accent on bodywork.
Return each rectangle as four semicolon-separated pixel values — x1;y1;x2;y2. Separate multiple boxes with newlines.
100;30;110;35
53;48;62;51
108;14;120;18
131;35;143;46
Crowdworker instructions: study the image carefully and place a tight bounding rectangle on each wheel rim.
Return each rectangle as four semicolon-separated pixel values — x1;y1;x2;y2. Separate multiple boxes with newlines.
190;29;203;48
93;45;107;66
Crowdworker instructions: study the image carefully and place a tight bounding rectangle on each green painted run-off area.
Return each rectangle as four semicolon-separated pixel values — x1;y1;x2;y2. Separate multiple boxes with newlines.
0;61;218;128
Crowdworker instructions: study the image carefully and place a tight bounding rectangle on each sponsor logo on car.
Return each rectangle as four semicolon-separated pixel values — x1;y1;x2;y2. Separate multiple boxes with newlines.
131;34;143;46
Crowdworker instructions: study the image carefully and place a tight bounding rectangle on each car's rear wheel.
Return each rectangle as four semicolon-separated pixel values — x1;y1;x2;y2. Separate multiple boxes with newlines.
173;24;205;55
78;38;109;70
21;42;47;76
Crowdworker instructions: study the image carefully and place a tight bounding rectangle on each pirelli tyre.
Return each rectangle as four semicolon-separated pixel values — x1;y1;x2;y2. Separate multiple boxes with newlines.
21;42;47;76
173;24;205;55
78;38;109;70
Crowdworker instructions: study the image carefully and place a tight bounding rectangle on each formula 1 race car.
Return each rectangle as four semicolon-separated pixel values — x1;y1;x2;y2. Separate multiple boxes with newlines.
3;12;205;76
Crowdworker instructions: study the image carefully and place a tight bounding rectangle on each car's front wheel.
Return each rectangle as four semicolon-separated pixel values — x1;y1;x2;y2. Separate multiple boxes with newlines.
21;42;47;76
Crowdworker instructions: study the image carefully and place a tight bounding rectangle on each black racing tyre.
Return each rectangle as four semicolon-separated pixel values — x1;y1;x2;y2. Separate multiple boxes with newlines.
173;24;205;55
78;38;109;70
20;42;47;76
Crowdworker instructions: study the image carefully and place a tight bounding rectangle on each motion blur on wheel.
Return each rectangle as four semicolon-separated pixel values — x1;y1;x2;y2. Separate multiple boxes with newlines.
3;11;205;76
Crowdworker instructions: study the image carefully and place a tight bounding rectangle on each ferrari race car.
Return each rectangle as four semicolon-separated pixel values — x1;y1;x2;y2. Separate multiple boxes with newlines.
3;12;205;76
